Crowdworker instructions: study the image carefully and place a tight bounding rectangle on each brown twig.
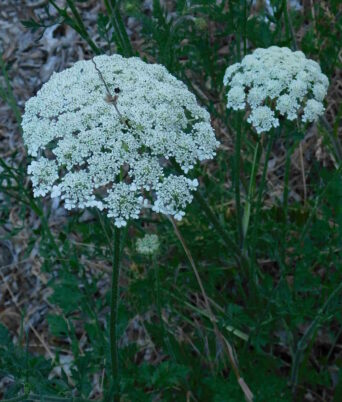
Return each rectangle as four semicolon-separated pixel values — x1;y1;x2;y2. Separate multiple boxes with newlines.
91;58;131;128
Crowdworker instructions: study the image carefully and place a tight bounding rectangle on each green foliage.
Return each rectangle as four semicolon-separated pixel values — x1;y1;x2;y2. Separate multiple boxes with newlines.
2;0;342;401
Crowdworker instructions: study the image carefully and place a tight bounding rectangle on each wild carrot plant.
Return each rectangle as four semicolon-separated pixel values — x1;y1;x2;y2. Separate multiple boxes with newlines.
1;1;342;401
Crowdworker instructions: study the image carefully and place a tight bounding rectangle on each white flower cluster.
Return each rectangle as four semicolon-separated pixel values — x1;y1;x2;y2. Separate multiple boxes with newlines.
136;234;160;256
223;46;329;133
22;54;219;227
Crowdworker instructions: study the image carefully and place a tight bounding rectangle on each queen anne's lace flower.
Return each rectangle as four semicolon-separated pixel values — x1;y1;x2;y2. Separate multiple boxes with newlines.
136;234;160;256
223;46;329;133
22;55;219;227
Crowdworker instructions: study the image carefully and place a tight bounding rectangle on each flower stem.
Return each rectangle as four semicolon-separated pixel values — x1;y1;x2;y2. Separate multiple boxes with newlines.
153;256;162;328
234;115;243;248
242;138;261;249
104;0;134;57
283;141;293;224
109;226;121;400
64;0;101;55
250;132;274;262
282;137;300;261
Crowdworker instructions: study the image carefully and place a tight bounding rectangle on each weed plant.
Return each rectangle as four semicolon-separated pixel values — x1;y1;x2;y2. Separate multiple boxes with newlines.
1;1;342;401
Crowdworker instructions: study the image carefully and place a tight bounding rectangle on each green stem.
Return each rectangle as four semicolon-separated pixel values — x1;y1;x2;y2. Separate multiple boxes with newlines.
153;256;162;326
283;0;297;50
109;226;121;400
103;0;125;54
234;115;243;248
105;0;133;57
64;0;101;54
110;0;134;57
250;132;274;261
242;139;261;248
243;0;247;55
283;140;296;218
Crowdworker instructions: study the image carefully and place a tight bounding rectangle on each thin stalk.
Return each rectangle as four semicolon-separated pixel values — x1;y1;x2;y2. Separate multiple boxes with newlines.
283;141;292;226
243;0;247;55
63;0;101;54
103;0;125;54
109;226;121;400
250;132;274;261
153;255;163;332
234;115;243;248
282;137;301;262
281;138;293;263
242;139;261;248
235;3;241;62
298;142;307;202
110;0;134;57
105;0;133;57
283;0;297;50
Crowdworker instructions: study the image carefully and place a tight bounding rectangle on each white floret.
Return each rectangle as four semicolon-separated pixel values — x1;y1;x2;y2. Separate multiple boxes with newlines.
27;158;59;197
223;64;240;86
131;157;164;191
56;171;104;211
247;87;265;108
152;175;199;219
247;106;279;134
276;94;300;121
105;183;144;227
302;99;325;123
289;79;307;101
227;86;246;111
312;83;327;102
